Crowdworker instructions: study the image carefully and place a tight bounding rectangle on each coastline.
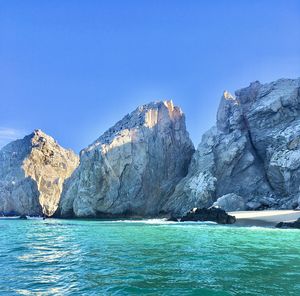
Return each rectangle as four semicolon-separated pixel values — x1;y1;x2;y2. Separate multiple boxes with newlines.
229;210;300;227
1;210;300;228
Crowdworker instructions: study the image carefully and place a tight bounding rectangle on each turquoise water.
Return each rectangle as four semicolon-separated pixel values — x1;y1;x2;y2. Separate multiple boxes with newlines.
0;219;299;295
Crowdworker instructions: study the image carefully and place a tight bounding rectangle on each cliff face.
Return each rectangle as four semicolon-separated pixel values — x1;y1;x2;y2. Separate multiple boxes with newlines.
58;100;194;217
0;130;79;216
2;78;299;218
164;78;300;215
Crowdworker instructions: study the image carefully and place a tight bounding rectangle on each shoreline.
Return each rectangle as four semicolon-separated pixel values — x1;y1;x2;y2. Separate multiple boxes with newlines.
229;210;300;227
1;210;300;228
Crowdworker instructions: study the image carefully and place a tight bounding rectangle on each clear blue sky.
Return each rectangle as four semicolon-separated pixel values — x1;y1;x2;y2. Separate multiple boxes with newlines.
1;0;300;152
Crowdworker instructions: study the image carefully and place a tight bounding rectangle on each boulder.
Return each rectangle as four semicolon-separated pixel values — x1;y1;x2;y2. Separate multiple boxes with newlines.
246;201;263;210
180;207;236;224
212;193;246;211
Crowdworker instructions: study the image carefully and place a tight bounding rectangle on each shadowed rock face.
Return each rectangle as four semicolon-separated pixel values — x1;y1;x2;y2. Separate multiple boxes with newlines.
164;78;300;215
0;130;79;216
58;100;194;217
180;207;236;224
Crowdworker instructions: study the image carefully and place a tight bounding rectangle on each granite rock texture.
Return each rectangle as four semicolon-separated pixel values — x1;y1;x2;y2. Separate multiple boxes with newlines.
0;130;79;216
58;100;194;217
164;78;300;215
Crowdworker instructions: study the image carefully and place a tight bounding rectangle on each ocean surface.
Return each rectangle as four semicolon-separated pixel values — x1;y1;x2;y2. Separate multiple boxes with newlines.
0;219;299;296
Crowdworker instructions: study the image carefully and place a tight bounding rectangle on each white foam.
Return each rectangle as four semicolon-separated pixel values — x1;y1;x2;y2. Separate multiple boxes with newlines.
104;219;219;226
108;219;175;224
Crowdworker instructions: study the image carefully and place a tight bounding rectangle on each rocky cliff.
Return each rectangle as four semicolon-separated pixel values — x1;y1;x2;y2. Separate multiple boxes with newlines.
163;78;300;215
0;130;79;216
2;78;299;218
58;100;194;217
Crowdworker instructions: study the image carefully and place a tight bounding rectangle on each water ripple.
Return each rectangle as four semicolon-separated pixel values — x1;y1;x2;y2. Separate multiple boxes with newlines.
0;219;299;295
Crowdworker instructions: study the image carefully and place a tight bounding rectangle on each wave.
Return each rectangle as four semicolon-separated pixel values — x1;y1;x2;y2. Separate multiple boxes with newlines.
106;218;218;225
0;216;44;220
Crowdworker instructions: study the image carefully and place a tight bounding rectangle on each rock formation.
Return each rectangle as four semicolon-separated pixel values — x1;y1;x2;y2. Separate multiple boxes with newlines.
0;130;79;216
164;78;300;215
276;218;300;229
212;193;246;212
2;78;300;219
58;100;194;217
178;207;236;224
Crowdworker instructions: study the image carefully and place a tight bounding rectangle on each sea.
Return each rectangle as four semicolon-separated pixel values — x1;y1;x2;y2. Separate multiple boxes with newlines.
0;218;299;295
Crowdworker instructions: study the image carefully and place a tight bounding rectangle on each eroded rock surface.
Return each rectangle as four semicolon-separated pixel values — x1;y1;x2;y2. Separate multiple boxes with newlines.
0;130;79;216
164;78;300;215
58;100;194;217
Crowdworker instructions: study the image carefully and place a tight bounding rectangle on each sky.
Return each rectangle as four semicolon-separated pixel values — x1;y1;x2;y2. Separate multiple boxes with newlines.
0;0;300;152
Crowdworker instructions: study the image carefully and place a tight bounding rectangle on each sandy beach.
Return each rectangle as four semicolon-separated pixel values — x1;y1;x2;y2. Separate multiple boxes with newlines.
229;210;300;227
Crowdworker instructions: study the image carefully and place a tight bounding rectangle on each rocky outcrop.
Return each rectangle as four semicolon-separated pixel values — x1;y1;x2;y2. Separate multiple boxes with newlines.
0;130;79;216
164;78;300;215
177;207;236;224
276;218;300;229
3;78;299;218
212;193;246;212
58;100;194;217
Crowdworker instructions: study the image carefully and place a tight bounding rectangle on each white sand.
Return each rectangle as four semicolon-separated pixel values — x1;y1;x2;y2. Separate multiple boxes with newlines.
228;210;300;227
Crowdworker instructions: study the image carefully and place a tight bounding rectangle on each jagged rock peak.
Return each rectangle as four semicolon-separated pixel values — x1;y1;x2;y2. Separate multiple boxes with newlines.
164;77;300;215
59;100;194;218
85;100;182;151
223;90;238;103
33;128;49;136
0;130;79;216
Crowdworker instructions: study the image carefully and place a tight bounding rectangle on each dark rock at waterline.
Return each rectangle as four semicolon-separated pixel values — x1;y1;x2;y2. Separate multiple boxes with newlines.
276;218;300;229
177;207;236;224
19;214;27;220
167;216;180;222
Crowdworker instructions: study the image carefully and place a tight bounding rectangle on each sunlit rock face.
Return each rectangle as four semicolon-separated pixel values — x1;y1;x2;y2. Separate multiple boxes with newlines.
58;100;194;217
0;130;79;216
164;78;300;215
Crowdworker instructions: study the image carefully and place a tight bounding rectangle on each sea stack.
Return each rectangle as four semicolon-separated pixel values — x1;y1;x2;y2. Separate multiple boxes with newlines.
0;130;79;216
163;78;300;215
58;100;194;217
